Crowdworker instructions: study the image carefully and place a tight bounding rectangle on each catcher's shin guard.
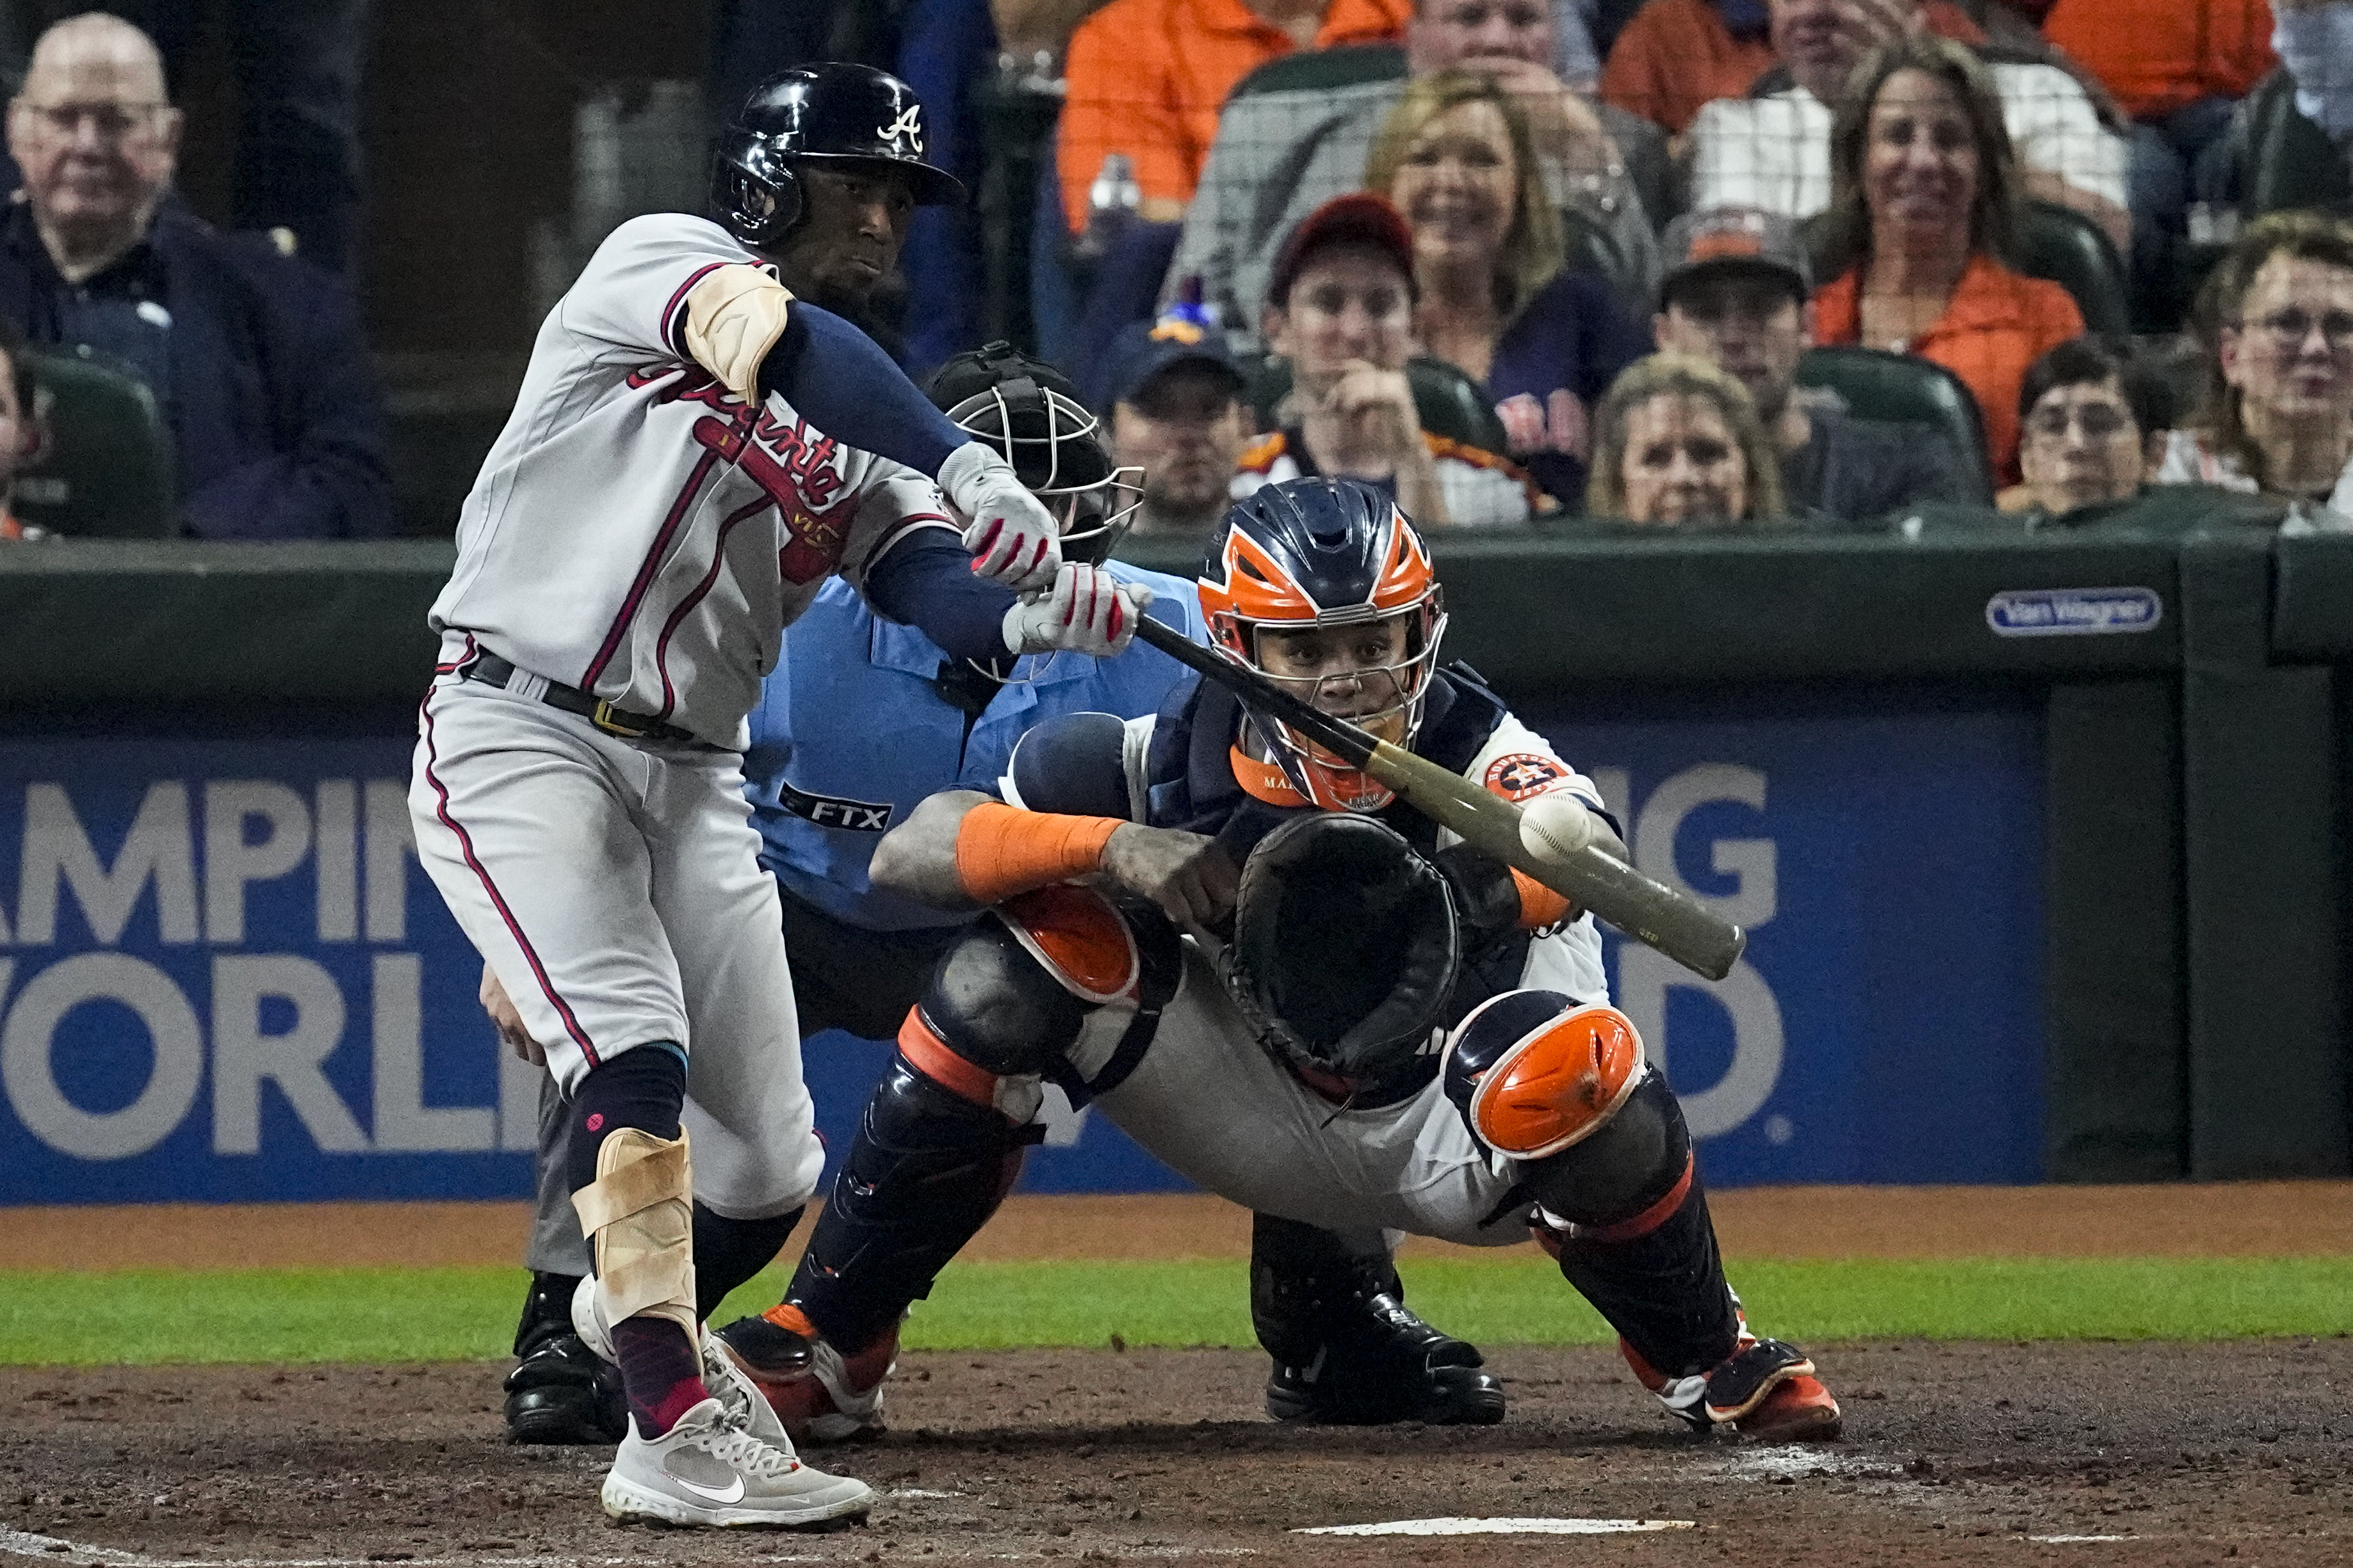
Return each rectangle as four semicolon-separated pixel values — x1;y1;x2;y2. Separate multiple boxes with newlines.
788;890;1149;1354
786;1046;1034;1354
572;1126;700;1346
1252;1215;1504;1426
1522;1072;1743;1392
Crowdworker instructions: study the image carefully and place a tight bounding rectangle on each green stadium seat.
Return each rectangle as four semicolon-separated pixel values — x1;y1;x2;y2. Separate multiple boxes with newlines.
1226;44;1407;99
2014;200;2131;336
1241;353;1514;455
2243;68;2352;219
12;344;176;538
1795;344;1993;504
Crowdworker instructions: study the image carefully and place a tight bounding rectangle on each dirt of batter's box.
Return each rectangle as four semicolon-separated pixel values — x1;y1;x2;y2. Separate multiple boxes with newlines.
3;1341;2349;1567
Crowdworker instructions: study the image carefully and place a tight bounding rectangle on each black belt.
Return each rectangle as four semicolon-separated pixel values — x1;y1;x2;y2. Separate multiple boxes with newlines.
463;653;702;745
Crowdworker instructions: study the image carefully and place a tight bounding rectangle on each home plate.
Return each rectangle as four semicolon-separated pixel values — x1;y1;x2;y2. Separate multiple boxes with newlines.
1294;1517;1697;1537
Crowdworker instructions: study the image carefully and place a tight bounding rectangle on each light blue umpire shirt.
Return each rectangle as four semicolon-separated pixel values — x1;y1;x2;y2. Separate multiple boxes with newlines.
743;561;1207;932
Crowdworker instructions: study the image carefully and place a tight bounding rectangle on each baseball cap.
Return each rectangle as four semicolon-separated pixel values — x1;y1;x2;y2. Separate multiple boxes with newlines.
1093;313;1247;412
1265;193;1417;314
1658;207;1812;309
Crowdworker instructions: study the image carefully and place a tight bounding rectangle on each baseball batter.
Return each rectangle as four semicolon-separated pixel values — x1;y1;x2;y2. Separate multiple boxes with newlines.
495;344;1203;1446
744;477;1844;1444
408;66;1148;1529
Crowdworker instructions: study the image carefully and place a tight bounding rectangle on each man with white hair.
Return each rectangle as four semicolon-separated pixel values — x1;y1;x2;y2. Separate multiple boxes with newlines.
0;12;389;538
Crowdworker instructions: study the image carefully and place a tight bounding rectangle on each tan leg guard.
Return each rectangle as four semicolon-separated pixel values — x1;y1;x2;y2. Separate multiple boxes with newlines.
570;1127;699;1346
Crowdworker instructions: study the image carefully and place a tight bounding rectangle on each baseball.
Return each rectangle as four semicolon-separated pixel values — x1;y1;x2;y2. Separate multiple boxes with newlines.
1518;790;1596;865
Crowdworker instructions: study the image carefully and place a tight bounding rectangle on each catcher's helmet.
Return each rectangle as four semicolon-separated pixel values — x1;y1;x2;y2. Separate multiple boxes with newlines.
924;342;1142;565
712;63;964;252
1198;478;1447;811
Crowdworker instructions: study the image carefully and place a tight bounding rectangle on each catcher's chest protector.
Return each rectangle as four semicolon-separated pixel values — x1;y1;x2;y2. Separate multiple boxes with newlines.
1142;663;1538;1093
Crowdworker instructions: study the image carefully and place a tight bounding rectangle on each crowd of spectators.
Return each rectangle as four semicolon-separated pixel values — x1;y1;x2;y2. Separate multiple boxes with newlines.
3;0;2352;545
999;0;2353;535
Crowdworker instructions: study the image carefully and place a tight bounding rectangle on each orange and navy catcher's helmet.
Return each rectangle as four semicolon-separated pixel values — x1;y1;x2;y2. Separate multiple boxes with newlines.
1198;478;1446;812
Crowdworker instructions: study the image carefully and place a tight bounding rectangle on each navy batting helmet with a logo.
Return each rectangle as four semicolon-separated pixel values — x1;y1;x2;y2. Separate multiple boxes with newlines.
712;63;964;252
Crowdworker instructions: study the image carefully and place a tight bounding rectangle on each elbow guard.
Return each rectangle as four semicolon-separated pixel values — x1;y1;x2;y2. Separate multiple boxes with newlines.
683;265;793;403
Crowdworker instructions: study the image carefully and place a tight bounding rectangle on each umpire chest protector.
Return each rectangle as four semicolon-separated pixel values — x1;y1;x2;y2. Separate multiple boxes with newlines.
1143;663;1538;1101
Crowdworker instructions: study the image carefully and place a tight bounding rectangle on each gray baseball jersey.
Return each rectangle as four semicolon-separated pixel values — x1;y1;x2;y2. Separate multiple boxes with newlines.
428;212;955;750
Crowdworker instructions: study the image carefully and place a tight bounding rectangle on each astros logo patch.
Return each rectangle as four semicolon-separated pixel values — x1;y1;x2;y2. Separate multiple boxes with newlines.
1485;752;1565;800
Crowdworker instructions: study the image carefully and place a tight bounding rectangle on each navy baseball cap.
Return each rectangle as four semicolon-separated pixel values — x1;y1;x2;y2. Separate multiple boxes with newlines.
1094;314;1247;412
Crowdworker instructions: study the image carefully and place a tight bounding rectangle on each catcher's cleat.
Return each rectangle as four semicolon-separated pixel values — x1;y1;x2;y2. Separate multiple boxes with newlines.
505;1272;626;1445
599;1396;874;1529
714;1304;893;1443
1622;1334;1843;1441
1263;1284;1506;1427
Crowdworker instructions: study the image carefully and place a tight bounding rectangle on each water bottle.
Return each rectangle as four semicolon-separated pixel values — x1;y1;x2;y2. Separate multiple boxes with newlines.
1073;152;1141;265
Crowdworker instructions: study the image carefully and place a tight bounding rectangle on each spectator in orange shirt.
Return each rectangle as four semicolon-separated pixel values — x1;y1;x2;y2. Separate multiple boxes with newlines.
1808;35;2085;483
2041;0;2274;261
1057;0;1410;234
1600;0;1777;136
2042;0;2274;123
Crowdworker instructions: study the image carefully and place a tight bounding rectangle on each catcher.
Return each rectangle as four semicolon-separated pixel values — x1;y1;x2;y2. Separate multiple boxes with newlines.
739;476;1843;1443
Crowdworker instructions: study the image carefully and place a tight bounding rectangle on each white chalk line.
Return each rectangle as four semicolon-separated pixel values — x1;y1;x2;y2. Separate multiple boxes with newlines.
1292;1517;1694;1537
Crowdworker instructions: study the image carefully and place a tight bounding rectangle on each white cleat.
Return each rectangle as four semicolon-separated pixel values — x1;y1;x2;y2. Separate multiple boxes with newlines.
701;1336;794;1446
599;1396;874;1529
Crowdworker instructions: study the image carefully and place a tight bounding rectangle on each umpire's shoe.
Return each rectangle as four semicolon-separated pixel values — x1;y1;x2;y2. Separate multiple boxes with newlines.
504;1272;627;1445
1257;1253;1505;1426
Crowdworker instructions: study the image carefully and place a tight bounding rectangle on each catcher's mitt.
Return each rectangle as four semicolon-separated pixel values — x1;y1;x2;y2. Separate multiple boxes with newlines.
1222;812;1460;1085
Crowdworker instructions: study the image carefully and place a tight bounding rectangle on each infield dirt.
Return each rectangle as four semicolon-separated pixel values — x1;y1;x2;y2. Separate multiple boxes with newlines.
3;1186;2349;1566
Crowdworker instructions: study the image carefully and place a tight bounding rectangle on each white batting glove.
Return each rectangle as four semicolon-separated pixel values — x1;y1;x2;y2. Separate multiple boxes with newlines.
1002;562;1152;656
940;441;1063;593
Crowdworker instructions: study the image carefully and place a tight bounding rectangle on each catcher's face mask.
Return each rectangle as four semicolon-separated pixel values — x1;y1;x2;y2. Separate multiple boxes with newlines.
1200;483;1447;811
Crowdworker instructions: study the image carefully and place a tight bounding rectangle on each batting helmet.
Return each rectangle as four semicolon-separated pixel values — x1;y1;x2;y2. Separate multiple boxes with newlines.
924;342;1142;565
712;63;965;252
1198;478;1449;811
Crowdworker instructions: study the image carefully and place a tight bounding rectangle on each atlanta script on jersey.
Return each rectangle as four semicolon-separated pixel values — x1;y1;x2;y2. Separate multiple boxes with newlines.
428;213;957;750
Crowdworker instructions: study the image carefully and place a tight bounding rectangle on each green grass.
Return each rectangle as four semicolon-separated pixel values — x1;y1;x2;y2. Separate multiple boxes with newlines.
3;1256;2349;1366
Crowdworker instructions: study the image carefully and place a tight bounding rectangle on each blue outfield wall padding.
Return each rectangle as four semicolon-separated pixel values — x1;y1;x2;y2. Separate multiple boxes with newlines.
0;693;2044;1206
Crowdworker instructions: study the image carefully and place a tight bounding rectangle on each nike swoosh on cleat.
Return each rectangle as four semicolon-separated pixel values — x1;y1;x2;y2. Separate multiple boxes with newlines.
671;1472;747;1505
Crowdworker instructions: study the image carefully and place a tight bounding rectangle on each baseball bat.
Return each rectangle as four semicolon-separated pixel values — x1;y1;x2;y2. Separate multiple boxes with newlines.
1132;616;1744;982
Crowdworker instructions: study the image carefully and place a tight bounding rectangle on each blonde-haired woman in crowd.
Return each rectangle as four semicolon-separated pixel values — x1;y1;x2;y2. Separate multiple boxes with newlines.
2158;211;2353;526
1365;69;1649;509
1584;353;1789;527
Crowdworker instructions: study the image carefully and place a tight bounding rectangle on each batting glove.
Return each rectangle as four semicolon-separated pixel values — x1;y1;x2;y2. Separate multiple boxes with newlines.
941;441;1062;593
1003;562;1152;657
